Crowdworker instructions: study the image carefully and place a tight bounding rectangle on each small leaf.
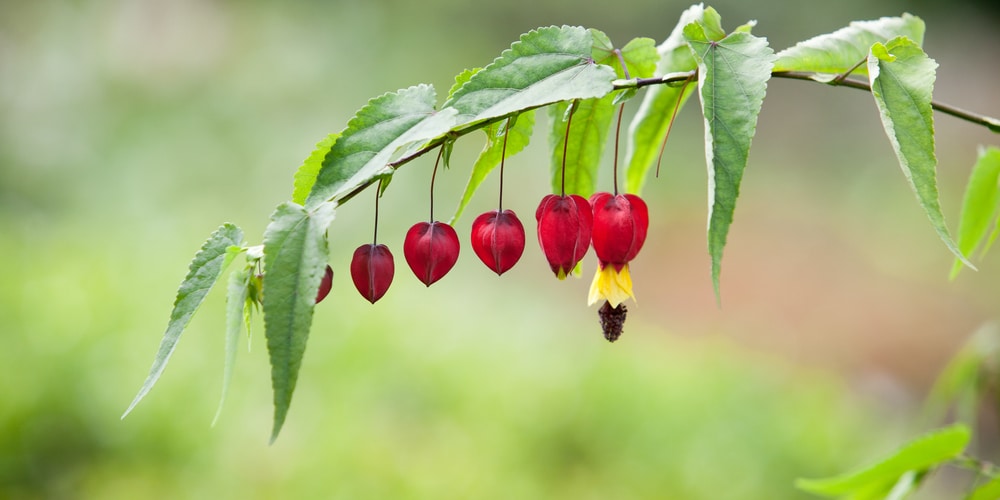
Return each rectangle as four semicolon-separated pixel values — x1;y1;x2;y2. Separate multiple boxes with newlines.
968;474;1000;500
122;223;244;419
451;110;535;223
443;26;616;126
924;322;1000;429
774;14;924;75
624;3;709;194
304;85;458;208
868;37;972;269
447;67;482;100
213;267;251;426
684;16;776;300
951;147;1000;278
292;133;340;205
795;424;971;497
262;201;336;443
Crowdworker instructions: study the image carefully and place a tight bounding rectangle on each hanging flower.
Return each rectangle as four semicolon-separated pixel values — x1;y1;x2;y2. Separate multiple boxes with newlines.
535;194;593;279
350;244;394;303
315;265;334;304
587;192;649;307
471;209;525;276
403;221;460;286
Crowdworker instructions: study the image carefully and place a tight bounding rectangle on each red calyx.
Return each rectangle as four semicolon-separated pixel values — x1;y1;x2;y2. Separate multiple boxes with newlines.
470;209;525;276
535;194;593;278
403;221;460;286
589;192;649;271
315;264;334;304
350;244;394;303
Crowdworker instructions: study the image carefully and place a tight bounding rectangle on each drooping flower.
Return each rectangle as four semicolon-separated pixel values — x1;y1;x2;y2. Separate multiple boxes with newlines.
535;194;593;279
587;192;649;307
350;244;394;303
403;221;460;286
471;209;525;276
315;265;334;304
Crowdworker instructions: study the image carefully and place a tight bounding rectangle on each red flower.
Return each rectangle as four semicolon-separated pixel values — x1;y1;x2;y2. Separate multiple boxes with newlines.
587;193;649;307
535;194;593;279
403;221;460;286
350;244;394;303
470;209;525;276
315;265;334;304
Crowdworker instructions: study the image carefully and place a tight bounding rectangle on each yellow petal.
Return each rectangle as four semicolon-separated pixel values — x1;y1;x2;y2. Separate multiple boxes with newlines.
587;264;635;307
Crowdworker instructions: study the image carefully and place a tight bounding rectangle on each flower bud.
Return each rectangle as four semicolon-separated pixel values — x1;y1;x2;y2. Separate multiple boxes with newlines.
350;244;394;303
535;194;593;279
315;265;334;304
589;192;649;271
470;209;525;275
403;221;460;286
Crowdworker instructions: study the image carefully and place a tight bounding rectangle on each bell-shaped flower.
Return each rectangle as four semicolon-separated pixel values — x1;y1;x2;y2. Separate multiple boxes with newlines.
587;192;649;307
471;209;525;276
350;244;394;303
403;221;460;286
535;194;593;279
315;265;334;304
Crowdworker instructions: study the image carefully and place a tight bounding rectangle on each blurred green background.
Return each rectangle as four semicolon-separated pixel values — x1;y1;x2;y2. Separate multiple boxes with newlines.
2;0;1000;498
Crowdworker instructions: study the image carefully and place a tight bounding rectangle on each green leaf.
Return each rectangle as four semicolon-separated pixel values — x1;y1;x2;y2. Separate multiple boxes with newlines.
444;26;616;126
951;147;1000;278
924;322;1000;429
590;29;658;81
773;14;924;75
292;133;340;205
868;37;972;269
450;110;535;223
684;18;776;300
795;424;970;498
549;98;614;198
304;85;458;209
213;267;251;426
262;201;336;443
122;223;244;419
624;3;710;194
968;474;1000;500
447;67;481;100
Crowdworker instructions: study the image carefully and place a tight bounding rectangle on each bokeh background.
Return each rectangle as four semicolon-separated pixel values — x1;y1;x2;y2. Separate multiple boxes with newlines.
3;0;1000;498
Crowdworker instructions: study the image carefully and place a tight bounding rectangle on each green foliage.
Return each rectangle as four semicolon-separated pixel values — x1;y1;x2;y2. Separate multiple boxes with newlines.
952;147;1000;278
796;424;970;498
684;13;775;300
213;267;252;426
969;475;1000;500
261;201;336;442
122;223;244;419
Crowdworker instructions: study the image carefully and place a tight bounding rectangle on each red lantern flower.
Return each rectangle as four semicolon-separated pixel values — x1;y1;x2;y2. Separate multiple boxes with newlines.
315;265;334;304
587;192;649;307
535;194;593;279
403;221;460;286
350;244;394;303
470;209;525;275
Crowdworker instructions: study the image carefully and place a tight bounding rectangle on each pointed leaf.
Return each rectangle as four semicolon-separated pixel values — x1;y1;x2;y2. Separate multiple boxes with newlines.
685;19;776;299
450;110;535;223
774;14;924;75
304;85;458;208
624;3;712;194
795;424;970;497
213;267;251;426
292;133;340;205
443;26;616;126
868;37;971;268
122;223;244;418
262;201;336;443
447;67;482;100
951;147;1000;278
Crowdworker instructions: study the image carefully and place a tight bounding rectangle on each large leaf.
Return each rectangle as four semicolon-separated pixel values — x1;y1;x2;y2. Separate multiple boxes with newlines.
443;26;616;126
685;18;776;300
304;85;457;209
796;424;970;498
122;223;244;418
450;111;535;224
292;133;339;205
262;201;336;443
951;146;1000;278
624;4;715;193
212;267;251;426
868;37;971;268
773;14;924;76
